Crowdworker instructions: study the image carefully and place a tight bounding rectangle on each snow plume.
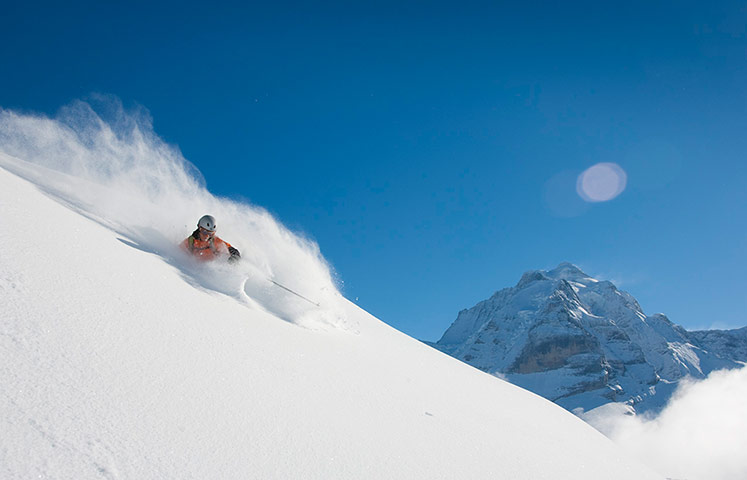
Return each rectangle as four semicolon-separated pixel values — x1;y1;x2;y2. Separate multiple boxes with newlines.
0;97;348;330
582;367;747;480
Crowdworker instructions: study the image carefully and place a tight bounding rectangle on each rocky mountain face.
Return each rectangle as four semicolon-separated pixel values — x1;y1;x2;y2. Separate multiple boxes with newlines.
432;263;746;414
689;327;747;362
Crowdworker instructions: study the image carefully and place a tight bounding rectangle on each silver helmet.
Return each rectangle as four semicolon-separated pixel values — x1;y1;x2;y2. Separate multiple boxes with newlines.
197;215;217;232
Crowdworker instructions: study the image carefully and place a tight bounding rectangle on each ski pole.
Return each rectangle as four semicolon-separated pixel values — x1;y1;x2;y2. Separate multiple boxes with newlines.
268;278;321;307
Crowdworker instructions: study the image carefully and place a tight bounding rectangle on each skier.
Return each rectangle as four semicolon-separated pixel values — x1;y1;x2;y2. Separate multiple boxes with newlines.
182;215;241;263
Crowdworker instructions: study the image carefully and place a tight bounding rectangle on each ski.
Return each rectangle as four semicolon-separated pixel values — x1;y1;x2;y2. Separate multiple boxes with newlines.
268;279;320;307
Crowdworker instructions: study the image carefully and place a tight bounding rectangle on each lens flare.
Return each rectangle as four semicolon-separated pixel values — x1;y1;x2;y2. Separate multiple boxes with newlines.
576;163;627;202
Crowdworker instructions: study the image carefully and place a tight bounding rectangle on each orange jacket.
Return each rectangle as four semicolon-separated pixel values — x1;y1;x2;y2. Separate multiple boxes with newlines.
181;232;234;261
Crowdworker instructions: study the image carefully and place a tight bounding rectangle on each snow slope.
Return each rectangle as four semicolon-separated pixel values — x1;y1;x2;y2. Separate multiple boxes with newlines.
0;157;661;479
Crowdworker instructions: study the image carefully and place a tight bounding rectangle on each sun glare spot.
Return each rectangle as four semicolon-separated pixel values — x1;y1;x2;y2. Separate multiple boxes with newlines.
576;163;627;202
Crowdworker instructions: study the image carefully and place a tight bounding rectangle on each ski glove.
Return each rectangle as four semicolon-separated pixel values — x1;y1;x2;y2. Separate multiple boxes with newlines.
228;246;241;263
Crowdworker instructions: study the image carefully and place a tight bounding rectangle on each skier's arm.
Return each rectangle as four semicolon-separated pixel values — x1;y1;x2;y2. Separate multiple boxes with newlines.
227;246;241;262
218;238;241;262
181;238;192;252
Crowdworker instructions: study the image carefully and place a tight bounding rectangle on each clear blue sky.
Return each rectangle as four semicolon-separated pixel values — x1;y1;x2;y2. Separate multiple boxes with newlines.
2;1;746;340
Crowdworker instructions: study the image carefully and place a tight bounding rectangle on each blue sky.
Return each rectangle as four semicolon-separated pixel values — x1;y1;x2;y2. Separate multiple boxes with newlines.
2;1;746;340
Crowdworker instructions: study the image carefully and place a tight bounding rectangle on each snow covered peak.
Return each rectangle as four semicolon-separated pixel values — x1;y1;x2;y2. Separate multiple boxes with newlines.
434;263;741;415
515;263;591;289
516;270;549;288
546;262;595;283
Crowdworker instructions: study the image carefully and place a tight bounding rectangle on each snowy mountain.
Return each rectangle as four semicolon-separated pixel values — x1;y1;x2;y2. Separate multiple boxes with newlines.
689;326;747;363
432;263;743;414
0;148;663;477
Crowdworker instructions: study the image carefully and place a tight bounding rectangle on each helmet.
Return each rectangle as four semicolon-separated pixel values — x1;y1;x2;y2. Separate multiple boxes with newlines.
197;215;217;232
